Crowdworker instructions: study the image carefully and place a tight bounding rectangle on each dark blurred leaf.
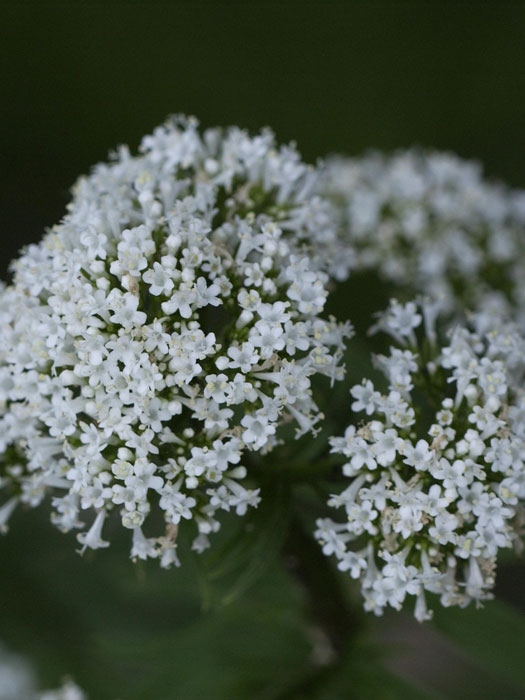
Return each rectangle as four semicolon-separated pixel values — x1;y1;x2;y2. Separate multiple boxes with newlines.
198;481;291;609
433;599;525;692
305;641;439;700
0;503;307;700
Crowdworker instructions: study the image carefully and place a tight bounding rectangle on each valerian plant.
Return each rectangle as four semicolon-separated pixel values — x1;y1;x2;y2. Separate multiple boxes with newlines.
1;118;524;695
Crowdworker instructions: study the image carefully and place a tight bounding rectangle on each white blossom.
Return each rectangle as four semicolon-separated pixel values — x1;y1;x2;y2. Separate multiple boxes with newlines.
316;299;525;621
0;117;351;564
323;150;525;321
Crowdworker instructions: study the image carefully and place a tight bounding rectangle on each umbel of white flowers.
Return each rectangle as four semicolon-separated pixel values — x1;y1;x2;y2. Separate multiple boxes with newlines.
316;299;525;621
0;116;351;565
323;150;525;320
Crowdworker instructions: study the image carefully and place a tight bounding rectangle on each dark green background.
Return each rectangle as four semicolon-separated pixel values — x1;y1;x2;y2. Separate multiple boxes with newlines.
2;3;525;699
2;2;525;273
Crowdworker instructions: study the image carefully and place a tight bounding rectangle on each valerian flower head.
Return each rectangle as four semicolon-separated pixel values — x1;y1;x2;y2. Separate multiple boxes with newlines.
323;150;525;320
0;116;352;564
316;299;525;621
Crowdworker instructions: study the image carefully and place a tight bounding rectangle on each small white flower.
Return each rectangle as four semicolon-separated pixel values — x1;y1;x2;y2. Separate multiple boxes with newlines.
241;413;276;450
143;261;174;296
351;380;381;415
77;511;110;553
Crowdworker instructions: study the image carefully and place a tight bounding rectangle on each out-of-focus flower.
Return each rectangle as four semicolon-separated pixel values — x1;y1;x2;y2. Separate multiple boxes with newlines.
0;642;85;700
324;150;525;320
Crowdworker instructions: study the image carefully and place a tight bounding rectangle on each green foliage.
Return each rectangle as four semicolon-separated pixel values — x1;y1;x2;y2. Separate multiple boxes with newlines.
433;600;525;695
0;506;419;699
3;502;524;699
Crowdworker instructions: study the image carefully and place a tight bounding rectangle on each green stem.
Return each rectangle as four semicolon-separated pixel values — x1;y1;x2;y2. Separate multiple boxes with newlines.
276;511;363;698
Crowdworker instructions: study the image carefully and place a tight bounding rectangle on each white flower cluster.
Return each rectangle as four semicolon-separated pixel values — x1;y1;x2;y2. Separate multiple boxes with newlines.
324;150;525;317
0;116;351;564
315;299;525;621
0;642;85;700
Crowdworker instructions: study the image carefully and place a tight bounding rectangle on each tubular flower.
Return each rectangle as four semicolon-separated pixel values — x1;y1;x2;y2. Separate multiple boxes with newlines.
316;299;525;621
0;117;351;563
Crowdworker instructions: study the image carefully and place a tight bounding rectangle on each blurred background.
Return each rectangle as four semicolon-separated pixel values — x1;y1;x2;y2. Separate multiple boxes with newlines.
1;3;525;699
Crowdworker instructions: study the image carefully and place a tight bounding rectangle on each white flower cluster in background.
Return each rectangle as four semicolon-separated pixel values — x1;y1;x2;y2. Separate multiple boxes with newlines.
0;642;85;700
0;116;351;564
315;299;525;621
324;150;525;319
39;680;86;700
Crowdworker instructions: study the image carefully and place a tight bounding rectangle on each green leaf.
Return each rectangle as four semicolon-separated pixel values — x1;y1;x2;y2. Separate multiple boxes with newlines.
315;642;439;700
199;480;291;608
433;599;525;692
